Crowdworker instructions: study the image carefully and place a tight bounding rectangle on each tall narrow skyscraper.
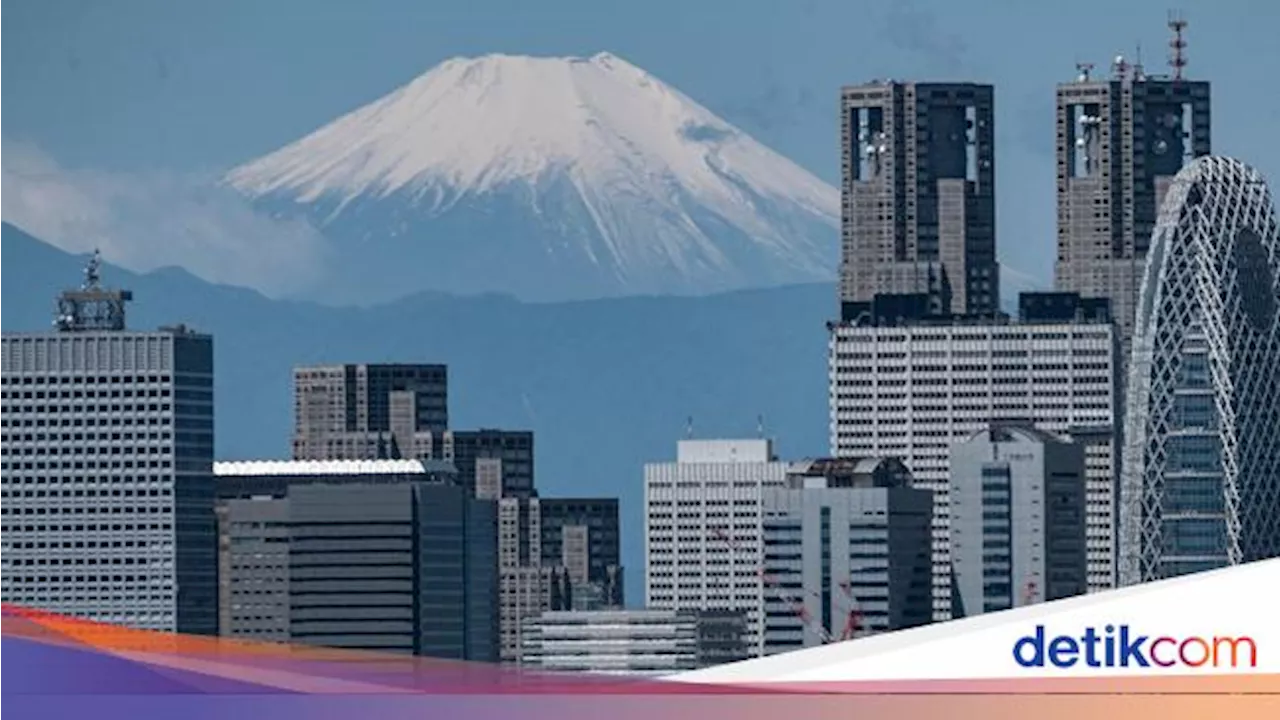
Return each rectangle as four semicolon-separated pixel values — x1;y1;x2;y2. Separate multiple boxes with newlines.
840;81;998;315
1053;38;1211;363
1;255;217;634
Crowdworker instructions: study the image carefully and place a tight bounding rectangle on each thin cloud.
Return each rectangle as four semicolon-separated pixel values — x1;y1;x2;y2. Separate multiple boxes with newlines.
1;140;332;299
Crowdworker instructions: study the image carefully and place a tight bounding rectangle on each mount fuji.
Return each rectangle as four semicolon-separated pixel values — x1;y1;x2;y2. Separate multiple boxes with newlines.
226;52;838;304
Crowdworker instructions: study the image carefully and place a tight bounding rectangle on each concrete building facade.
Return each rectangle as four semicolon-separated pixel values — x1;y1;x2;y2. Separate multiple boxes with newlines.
291;363;448;461
1;264;217;634
1054;59;1211;365
840;81;998;316
949;424;1088;617
829;293;1119;620
761;458;932;654
645;439;788;653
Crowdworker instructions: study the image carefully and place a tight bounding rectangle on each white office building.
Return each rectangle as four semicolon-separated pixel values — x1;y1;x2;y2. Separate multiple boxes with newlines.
829;293;1119;620
644;439;788;653
0;260;217;633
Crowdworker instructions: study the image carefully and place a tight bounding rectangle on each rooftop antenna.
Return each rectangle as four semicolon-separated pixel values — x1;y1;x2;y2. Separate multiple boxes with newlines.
1133;41;1146;81
1075;61;1094;83
685;416;694;439
756;414;765;438
1112;54;1129;81
55;249;132;332
1168;11;1188;82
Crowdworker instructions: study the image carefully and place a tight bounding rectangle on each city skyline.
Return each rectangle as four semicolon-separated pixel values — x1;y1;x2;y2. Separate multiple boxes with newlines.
4;3;1280;677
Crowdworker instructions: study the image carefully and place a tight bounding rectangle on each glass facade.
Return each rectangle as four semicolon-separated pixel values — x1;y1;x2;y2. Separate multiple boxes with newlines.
1120;156;1280;585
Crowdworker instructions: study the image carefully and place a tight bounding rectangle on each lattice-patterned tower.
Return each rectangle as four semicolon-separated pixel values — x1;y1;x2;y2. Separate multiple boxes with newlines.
1119;156;1280;586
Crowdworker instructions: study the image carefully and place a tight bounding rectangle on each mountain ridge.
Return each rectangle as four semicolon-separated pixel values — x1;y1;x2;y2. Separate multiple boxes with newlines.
2;222;833;603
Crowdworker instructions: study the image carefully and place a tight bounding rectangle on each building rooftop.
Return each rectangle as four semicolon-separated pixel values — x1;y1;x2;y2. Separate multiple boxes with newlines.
214;458;451;477
675;439;775;464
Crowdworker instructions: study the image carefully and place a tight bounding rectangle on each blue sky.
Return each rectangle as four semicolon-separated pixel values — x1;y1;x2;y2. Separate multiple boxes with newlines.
4;0;1278;287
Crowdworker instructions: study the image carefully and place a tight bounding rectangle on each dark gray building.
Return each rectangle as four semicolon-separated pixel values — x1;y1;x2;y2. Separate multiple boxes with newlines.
1053;50;1211;364
214;458;458;641
287;481;498;660
292;363;448;461
443;428;535;499
840;81;998;316
220;496;290;642
695;609;751;668
537;498;623;607
949;423;1088;617
0;256;217;634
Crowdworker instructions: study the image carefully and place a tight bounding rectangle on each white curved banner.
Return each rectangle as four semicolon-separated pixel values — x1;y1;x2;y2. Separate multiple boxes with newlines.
674;559;1279;682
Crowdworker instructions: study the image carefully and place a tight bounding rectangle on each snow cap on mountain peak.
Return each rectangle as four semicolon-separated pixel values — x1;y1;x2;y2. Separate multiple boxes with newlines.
225;52;833;218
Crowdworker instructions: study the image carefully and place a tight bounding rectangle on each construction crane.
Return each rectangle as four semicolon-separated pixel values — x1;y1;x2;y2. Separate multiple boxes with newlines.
707;524;863;646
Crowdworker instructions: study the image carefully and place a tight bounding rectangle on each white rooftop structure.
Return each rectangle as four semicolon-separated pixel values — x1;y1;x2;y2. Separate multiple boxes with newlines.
214;459;433;477
675;438;774;464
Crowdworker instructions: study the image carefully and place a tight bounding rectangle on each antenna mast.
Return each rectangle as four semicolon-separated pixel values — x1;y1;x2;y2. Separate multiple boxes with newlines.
54;249;132;332
1168;11;1188;82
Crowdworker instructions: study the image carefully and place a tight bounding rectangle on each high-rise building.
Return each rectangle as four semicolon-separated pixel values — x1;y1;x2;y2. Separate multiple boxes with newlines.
645;439;789;653
537;498;623;607
949;423;1088;618
1120;156;1280;586
286;481;498;660
1053;49;1211;365
292;363;448;460
444;429;535;499
213;458;454;640
829;293;1119;620
520;608;743;676
840;81;998;316
761;458;932;654
0;257;217;634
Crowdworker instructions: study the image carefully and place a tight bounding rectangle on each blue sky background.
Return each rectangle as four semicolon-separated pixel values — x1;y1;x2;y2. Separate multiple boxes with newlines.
4;0;1279;287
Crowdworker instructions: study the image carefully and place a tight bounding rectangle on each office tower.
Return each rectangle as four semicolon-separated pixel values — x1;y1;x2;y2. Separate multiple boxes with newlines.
444;429;535;499
949;424;1088;618
213;458;453;640
482;493;623;663
520;608;738;676
1054;43;1211;365
829;293;1119;620
761;458;932;654
1120;156;1280;586
840;81;998;316
645;439;789;653
292;364;448;460
0;257;216;634
286;482;499;660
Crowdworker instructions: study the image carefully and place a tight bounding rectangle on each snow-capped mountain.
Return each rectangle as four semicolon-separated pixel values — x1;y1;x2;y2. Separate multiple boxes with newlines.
226;52;838;304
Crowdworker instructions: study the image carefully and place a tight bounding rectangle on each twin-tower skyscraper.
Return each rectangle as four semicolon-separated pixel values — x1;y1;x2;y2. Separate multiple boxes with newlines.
838;48;1211;362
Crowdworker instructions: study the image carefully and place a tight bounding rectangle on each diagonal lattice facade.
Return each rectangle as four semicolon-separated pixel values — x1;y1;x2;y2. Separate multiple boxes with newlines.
1119;156;1280;587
